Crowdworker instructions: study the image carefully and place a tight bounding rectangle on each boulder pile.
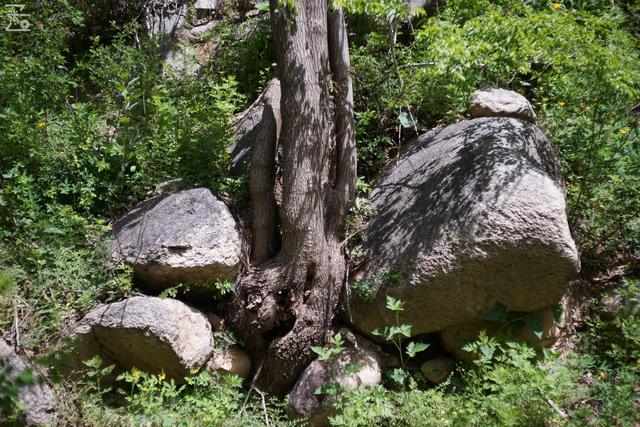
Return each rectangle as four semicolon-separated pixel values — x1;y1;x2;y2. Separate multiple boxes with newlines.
68;189;250;384
59;87;579;424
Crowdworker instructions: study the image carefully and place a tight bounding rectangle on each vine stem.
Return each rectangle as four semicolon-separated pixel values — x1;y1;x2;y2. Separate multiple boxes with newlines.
395;311;405;370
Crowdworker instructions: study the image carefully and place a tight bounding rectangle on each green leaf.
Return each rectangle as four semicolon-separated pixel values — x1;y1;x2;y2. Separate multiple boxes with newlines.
344;363;363;375
394;324;412;338
43;227;65;235
372;327;391;340
405;341;429;358
479;345;495;358
385;296;404;312
83;355;104;369
388;368;408;385
331;332;344;349
2;167;18;179
314;382;340;396
382;271;402;285
398;111;413;128
311;346;331;361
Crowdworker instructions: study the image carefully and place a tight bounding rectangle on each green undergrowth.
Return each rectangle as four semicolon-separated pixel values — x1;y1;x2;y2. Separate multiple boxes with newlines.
325;279;640;426
55;359;294;426
0;2;243;351
0;0;638;425
58;277;639;426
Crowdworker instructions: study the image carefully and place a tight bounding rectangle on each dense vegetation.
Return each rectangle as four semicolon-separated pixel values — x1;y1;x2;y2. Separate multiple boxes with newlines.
0;0;638;425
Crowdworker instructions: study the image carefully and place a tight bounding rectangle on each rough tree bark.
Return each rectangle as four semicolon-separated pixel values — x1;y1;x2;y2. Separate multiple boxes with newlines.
227;0;356;395
249;78;281;265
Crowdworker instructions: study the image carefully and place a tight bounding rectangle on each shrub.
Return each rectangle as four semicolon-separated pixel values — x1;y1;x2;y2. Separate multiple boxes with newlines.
331;341;583;426
572;278;640;425
0;2;243;352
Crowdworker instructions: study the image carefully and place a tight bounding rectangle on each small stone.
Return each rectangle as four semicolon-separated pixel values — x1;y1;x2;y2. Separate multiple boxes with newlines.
469;88;537;122
206;346;251;379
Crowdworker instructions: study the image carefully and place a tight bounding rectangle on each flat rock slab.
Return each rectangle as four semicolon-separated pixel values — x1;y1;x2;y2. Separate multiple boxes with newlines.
0;340;56;426
110;188;242;294
71;296;214;381
348;117;579;338
469;88;536;123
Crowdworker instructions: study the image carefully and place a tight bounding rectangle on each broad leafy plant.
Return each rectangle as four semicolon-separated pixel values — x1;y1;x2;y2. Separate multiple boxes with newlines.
372;296;429;386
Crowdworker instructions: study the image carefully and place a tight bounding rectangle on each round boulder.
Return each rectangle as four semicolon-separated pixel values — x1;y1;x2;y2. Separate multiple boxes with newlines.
348;117;579;339
70;296;214;382
109;188;242;294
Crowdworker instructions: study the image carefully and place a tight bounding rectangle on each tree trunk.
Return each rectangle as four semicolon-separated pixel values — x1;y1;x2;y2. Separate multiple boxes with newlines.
249;78;281;265
227;0;356;396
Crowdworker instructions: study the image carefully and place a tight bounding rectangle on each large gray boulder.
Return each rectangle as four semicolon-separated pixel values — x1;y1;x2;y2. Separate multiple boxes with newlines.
348;117;579;339
70;296;214;382
110;188;242;294
288;329;381;425
0;340;56;426
469;88;537;123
